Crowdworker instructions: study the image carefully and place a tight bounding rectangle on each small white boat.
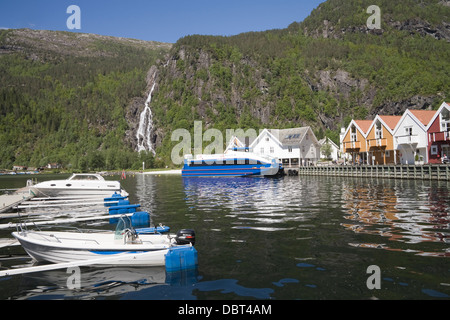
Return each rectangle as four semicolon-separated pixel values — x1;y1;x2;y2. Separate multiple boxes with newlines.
12;218;197;269
31;173;128;197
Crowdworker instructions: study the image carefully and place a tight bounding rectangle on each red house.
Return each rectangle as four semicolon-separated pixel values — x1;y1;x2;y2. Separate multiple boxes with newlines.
427;102;450;164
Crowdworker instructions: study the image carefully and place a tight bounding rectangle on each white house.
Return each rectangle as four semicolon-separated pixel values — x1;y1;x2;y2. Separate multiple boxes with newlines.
247;127;321;167
47;163;62;170
319;137;340;161
393;109;436;164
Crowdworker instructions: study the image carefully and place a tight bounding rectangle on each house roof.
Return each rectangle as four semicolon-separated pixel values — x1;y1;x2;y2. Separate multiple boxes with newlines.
319;137;339;148
409;110;436;126
425;102;450;131
341;119;373;142
353;120;373;134
232;135;257;147
378;115;402;131
268;127;314;146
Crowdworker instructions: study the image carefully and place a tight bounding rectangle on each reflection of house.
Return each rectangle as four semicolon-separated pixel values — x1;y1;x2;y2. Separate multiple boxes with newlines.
319;137;340;161
393;110;436;165
341;120;372;164
366;115;401;165
249;127;320;167
427;102;450;164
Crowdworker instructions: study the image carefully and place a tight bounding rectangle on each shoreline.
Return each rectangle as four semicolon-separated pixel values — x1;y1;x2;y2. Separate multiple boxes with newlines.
141;169;181;175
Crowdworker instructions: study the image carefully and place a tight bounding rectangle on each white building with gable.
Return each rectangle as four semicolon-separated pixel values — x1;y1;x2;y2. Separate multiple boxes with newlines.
227;127;321;167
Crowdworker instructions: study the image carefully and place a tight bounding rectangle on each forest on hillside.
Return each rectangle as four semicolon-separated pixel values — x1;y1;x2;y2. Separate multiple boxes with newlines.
0;0;449;170
150;0;449;162
0;29;169;170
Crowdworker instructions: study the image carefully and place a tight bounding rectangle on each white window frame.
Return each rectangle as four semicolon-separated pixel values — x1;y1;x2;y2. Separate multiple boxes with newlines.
431;145;438;155
405;126;413;136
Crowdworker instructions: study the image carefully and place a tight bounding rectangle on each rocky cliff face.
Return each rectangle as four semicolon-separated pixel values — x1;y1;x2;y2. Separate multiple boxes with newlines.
142;0;448;152
1;0;447;167
0;28;172;168
125;65;162;152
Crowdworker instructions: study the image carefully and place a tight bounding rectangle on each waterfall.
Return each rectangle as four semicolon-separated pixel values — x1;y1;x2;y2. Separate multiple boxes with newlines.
136;82;156;155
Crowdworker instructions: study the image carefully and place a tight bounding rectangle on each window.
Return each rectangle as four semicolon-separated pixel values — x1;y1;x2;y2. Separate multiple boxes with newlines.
431;145;438;155
441;111;450;132
375;123;382;139
385;151;390;157
287;134;301;140
260;147;264;154
405;127;413;136
270;147;274;154
288;146;293;153
351;126;357;142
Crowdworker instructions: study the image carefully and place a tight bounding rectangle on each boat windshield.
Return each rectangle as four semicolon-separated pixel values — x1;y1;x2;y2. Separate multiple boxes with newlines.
69;174;103;181
114;216;133;241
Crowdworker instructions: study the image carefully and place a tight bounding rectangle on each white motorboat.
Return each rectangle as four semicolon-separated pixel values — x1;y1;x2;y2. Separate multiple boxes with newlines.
12;218;197;269
31;173;128;197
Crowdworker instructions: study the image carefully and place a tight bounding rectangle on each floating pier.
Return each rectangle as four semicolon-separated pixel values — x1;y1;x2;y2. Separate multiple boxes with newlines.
0;187;34;214
293;164;450;180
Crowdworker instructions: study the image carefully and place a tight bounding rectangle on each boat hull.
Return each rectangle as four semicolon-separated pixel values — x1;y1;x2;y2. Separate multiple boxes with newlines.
182;153;282;178
13;231;183;267
31;173;126;197
31;186;124;197
182;166;281;177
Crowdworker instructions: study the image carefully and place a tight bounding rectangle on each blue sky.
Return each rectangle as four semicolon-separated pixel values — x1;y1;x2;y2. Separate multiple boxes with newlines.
0;0;325;43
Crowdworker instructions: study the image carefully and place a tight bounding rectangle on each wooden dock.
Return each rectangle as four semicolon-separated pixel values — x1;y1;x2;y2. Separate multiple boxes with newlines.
0;187;34;214
293;164;450;181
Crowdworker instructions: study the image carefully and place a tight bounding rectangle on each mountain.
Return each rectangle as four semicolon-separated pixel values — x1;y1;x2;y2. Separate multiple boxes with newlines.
1;0;449;170
149;0;449;161
0;28;171;170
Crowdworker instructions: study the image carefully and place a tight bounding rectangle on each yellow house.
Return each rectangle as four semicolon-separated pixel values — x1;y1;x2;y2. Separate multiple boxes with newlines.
341;120;372;164
365;115;401;165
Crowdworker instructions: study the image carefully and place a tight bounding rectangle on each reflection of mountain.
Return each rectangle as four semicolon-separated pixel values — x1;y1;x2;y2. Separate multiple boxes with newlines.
341;179;450;256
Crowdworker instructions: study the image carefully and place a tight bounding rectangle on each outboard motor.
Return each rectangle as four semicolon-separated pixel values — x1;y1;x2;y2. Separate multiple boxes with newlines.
175;229;196;246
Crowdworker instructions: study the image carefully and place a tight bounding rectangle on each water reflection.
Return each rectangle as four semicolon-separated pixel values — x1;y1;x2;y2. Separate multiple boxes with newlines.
341;179;450;257
2;174;449;299
9;266;198;300
182;177;320;232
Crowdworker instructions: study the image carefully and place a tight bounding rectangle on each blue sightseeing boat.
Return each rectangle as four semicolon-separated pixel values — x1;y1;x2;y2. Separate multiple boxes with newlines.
182;151;283;177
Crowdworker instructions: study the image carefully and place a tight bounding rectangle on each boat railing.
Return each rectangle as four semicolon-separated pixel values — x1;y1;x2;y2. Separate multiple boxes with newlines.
28;231;102;245
16;222;104;244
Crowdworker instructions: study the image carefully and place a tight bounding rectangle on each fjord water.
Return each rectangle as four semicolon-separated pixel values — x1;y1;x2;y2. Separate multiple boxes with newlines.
0;174;449;300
